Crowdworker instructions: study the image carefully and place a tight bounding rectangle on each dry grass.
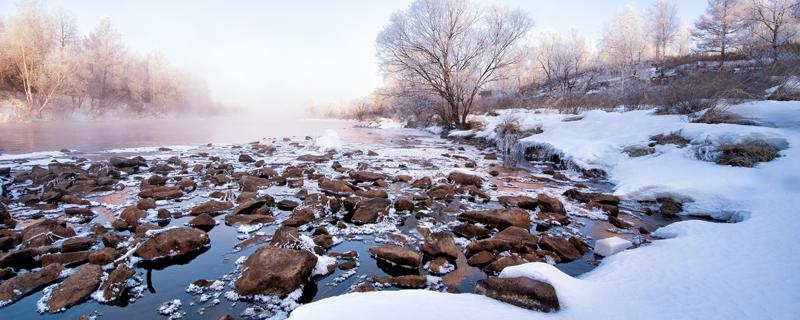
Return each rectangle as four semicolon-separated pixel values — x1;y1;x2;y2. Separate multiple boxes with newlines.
650;131;690;147
623;146;655;157
716;140;780;167
496;116;520;136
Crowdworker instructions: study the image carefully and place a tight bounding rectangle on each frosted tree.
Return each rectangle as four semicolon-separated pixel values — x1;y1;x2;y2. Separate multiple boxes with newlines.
534;30;590;94
600;5;650;96
693;0;749;64
84;18;127;112
744;0;800;61
647;0;679;72
51;7;78;49
376;0;532;128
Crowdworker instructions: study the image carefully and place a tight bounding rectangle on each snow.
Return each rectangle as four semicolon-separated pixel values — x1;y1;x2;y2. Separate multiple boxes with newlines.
593;236;633;257
315;129;342;152
290;101;800;320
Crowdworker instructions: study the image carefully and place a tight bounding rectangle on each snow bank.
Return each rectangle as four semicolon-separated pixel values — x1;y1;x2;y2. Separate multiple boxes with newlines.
291;101;800;320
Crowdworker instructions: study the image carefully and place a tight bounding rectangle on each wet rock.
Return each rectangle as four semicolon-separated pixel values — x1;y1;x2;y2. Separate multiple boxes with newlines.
349;282;376;293
98;264;135;302
134;227;210;261
337;259;357;270
394;197;414;212
447;171;482;187
138;186;183;200
497;195;538;210
109;156;146;168
296;154;332;162
658;198;682;218
277;199;300;211
120;206;146;228
21;219;76;247
239;154;256;163
608;215;633;229
190;201;233;216
313;234;335;250
350;171;388;183
88;247;119;265
537;194;566;215
224;214;274;226
64;207;96;219
475;276;560;312
136;198;156;210
283;208;314;227
420;232;460;260
467;251;495;266
563;188;619;205
146;175;167;186
484;255;527;274
319;179;354;195
427;184;455;201
156;209;172;223
0;248;40;268
538;236;583;262
453;223;491;239
354;189;388;198
61;195;91;206
427;256;455;275
61;237;97;252
459;208;532;230
41;251;91;267
188;213;216;230
101;233;123;248
351;198;391;224
372;275;427;288
466;227;538;256
231;199;270;216
0;263;64;304
234;245;317;296
240;175;271;192
287;178;304;188
368;245;421;268
411;176;432;189
48;264;103;312
269;226;302;248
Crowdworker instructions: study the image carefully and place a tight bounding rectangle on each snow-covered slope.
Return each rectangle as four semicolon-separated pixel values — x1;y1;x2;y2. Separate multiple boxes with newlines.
290;101;800;320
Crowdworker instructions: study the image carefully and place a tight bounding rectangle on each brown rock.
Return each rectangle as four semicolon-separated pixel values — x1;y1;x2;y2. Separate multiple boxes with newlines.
224;214;274;225
190;201;233;216
138;186;183;200
21;219;76;247
319;179;354;195
411;176;432;189
188;213;216;230
484;255;527;274
277;199;300;211
234;245;317;296
351;198;391;224
88;247;118;265
61;237;96;252
41;251;91;267
394;197;414;211
537;194;566;215
475;276;560;312
420;232;460;260
459;208;532;230
467;251;495;266
447;171;482;187
283;207;314;227
98;264;135;302
134;227;210;261
136;198;156;210
497;195;538;210
372;275;427;288
350;171;388;183
538;236;582;262
0;263;64;304
368;245;420;268
48;264;102;312
354;189;388;198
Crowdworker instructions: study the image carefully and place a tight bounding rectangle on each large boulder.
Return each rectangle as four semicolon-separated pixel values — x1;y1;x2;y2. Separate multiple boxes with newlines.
0;263;64;304
447;171;482;187
368;245;421;268
475;276;560;312
420;232;460;261
234;245;317;296
459;208;532;230
351;198;391;224
48;264;103;312
134;227;210;261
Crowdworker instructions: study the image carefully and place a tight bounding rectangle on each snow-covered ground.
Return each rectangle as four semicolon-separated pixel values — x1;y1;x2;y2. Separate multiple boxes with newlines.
290;101;800;319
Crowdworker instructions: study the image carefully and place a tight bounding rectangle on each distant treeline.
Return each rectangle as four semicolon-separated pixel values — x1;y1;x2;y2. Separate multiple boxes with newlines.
0;1;217;120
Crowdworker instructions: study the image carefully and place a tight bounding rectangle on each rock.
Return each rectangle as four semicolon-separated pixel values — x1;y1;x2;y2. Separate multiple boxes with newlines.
277;199;300;211
484;255;527;274
231;199;270;215
234;245;317;296
372;275;427;288
287;178;304;188
426;184;455;201
538;236;582;262
283;207;314;227
608;215;633;229
0;263;64;304
475;276;560;312
136;198;156;210
427;256;455;275
109;156;146;168
354;189;388;198
239;154;256;163
459;208;532;230
350;171;388;183
658;197;682;218
48;264;103;312
410;176;432;189
269;226;302;248
64;207;95;219
296;154;332;162
240;175;271;192
536;194;566;215
188;213;216;230
101;233;123;248
134;227;210;261
394;197;414;211
41;251;91;267
349;282;375;293
190;201;233;216
563;188;620;205
368;245;420;268
453;223;492;239
21;219;76;247
466;227;538;256
61;237;96;252
61;195;91;206
319;179;354;195
467;251;495;266
98;264;135;302
497;195;538;210
351;198;391;224
420;232;460;260
120;206;146;228
146;175;167;186
88;247;118;265
138;186;183;200
447;171;482;187
225;213;274;225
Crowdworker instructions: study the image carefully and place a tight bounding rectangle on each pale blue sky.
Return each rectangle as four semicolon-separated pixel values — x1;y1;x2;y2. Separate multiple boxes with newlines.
0;0;707;113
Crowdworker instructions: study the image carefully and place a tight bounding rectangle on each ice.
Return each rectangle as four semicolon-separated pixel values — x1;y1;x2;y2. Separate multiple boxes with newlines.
593;236;633;257
315;129;342;152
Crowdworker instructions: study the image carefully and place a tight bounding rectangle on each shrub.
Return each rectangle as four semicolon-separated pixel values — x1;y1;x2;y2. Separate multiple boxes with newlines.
715;140;780;167
650;131;690;147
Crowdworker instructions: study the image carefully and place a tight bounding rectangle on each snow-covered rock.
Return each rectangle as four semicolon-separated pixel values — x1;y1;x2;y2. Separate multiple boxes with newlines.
593;237;633;257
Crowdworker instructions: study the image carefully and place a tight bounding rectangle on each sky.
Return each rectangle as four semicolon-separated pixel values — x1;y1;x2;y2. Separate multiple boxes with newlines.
0;0;708;115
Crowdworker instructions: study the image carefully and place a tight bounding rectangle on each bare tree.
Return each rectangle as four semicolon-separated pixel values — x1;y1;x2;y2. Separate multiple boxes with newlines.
600;5;650;99
84;18;127;112
534;30;590;94
648;0;678;74
376;0;532;128
51;7;78;49
745;0;800;62
693;0;749;65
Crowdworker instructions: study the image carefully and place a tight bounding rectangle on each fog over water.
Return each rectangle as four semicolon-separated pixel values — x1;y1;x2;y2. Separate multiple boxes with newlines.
0;116;359;155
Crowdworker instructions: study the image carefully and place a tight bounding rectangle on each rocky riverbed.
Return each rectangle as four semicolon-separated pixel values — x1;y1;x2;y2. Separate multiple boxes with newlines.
0;127;683;319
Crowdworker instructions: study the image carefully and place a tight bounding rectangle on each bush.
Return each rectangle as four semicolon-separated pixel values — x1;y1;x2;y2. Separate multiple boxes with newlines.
715;140;780;167
650;131;690;147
